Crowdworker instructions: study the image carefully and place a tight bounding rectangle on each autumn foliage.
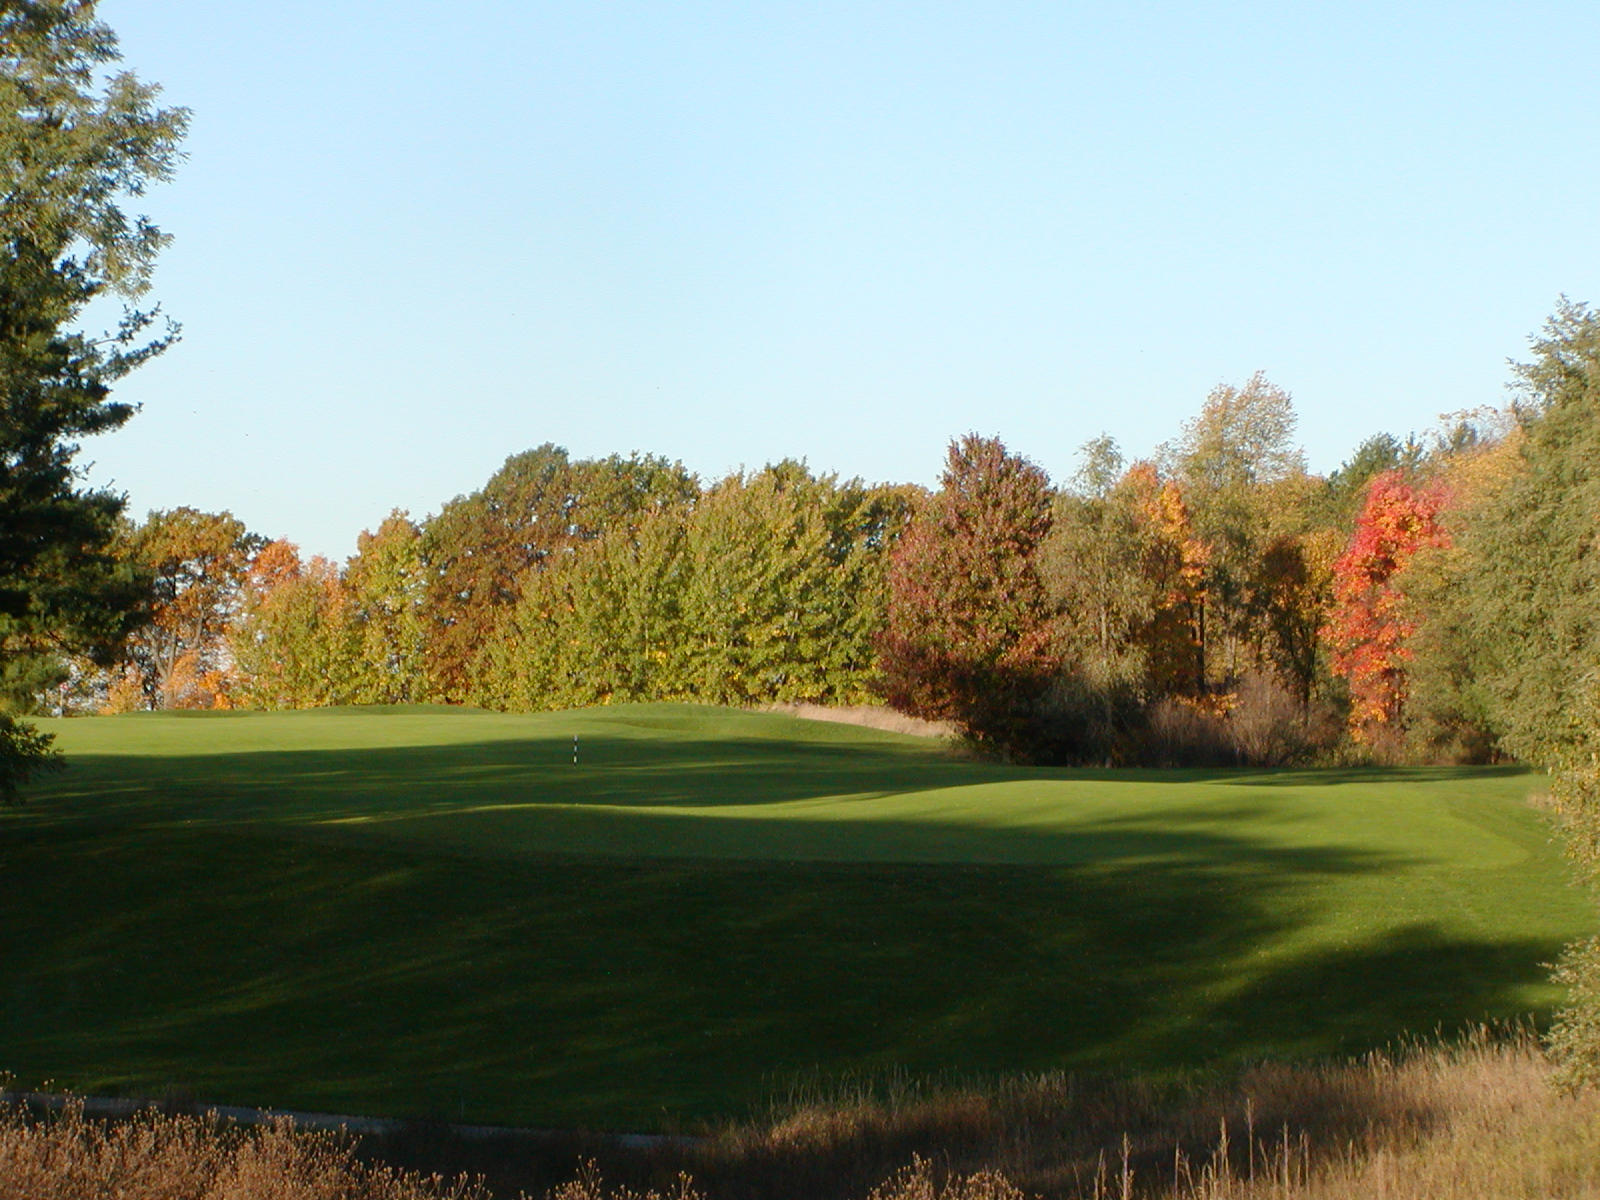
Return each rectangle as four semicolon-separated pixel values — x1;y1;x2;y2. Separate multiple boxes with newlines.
56;383;1536;772
1324;473;1451;742
877;435;1059;754
109;508;260;711
78;420;1465;768
1124;463;1211;698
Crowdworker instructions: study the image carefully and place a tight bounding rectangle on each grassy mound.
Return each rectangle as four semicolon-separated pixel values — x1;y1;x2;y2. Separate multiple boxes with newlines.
0;703;1588;1128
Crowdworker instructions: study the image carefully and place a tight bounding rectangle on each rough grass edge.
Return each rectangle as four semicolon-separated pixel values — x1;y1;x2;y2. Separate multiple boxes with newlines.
28;1028;1600;1199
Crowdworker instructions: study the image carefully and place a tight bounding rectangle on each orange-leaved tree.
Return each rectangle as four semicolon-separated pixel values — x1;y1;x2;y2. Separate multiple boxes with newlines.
1325;472;1450;743
113;508;261;709
1126;463;1211;697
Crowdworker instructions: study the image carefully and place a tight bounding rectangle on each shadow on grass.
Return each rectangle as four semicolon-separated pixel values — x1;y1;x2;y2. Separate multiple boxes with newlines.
0;725;1575;1129
0;800;1574;1130
1202;923;1560;1057
21;734;1536;832
31;733;986;817
8;739;1398;869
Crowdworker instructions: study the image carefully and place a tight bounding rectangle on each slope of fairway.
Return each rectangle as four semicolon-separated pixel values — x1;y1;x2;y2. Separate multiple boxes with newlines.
0;703;1590;1128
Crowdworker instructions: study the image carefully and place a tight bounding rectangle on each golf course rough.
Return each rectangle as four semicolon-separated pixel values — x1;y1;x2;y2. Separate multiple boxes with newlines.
0;703;1589;1129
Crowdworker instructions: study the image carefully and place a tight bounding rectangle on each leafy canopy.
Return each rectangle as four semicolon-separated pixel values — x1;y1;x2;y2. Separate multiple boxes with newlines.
0;0;186;795
878;434;1058;754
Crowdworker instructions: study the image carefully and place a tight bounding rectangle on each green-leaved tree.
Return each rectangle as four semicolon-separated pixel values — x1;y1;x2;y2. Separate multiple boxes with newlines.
0;0;187;795
1459;300;1600;1081
1167;373;1310;690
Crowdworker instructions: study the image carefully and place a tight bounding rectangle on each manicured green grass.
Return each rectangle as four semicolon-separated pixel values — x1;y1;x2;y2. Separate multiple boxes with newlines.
0;703;1590;1129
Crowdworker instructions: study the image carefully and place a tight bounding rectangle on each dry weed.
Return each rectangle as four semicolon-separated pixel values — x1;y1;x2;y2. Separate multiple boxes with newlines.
864;1156;1027;1200
14;1034;1600;1199
1167;1033;1600;1199
548;1160;701;1200
670;1027;1600;1199
0;1101;483;1200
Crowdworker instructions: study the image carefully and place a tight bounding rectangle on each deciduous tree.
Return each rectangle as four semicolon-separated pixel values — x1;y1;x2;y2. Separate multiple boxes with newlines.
678;464;902;705
1167;373;1309;688
420;446;698;703
1037;439;1155;757
1249;527;1339;709
1385;425;1521;763
1122;462;1210;698
230;539;359;710
117;507;259;709
491;504;690;711
342;511;428;704
1324;473;1449;743
487;464;912;711
1040;438;1150;679
878;435;1058;755
1453;300;1600;1083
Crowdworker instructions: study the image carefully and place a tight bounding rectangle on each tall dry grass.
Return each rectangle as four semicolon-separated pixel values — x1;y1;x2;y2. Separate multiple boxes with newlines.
1150;1032;1600;1199
14;1032;1600;1198
0;1100;483;1200
621;1028;1600;1198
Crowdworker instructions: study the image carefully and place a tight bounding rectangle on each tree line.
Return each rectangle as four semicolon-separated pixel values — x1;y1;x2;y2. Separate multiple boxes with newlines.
75;450;917;718
5;361;1551;777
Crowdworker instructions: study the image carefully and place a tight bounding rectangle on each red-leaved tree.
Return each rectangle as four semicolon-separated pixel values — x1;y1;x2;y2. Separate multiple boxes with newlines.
1325;472;1450;743
877;435;1058;754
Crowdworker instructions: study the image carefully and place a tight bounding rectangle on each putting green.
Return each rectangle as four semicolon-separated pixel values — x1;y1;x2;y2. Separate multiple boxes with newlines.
0;703;1589;1128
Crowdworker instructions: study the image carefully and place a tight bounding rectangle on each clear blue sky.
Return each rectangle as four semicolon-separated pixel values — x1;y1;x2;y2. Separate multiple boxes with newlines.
89;0;1600;559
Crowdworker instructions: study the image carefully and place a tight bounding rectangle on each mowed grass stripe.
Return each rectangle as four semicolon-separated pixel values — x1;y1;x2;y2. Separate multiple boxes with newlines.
0;703;1589;1128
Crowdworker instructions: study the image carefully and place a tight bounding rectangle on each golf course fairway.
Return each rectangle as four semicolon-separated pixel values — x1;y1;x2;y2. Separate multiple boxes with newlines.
0;703;1590;1129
